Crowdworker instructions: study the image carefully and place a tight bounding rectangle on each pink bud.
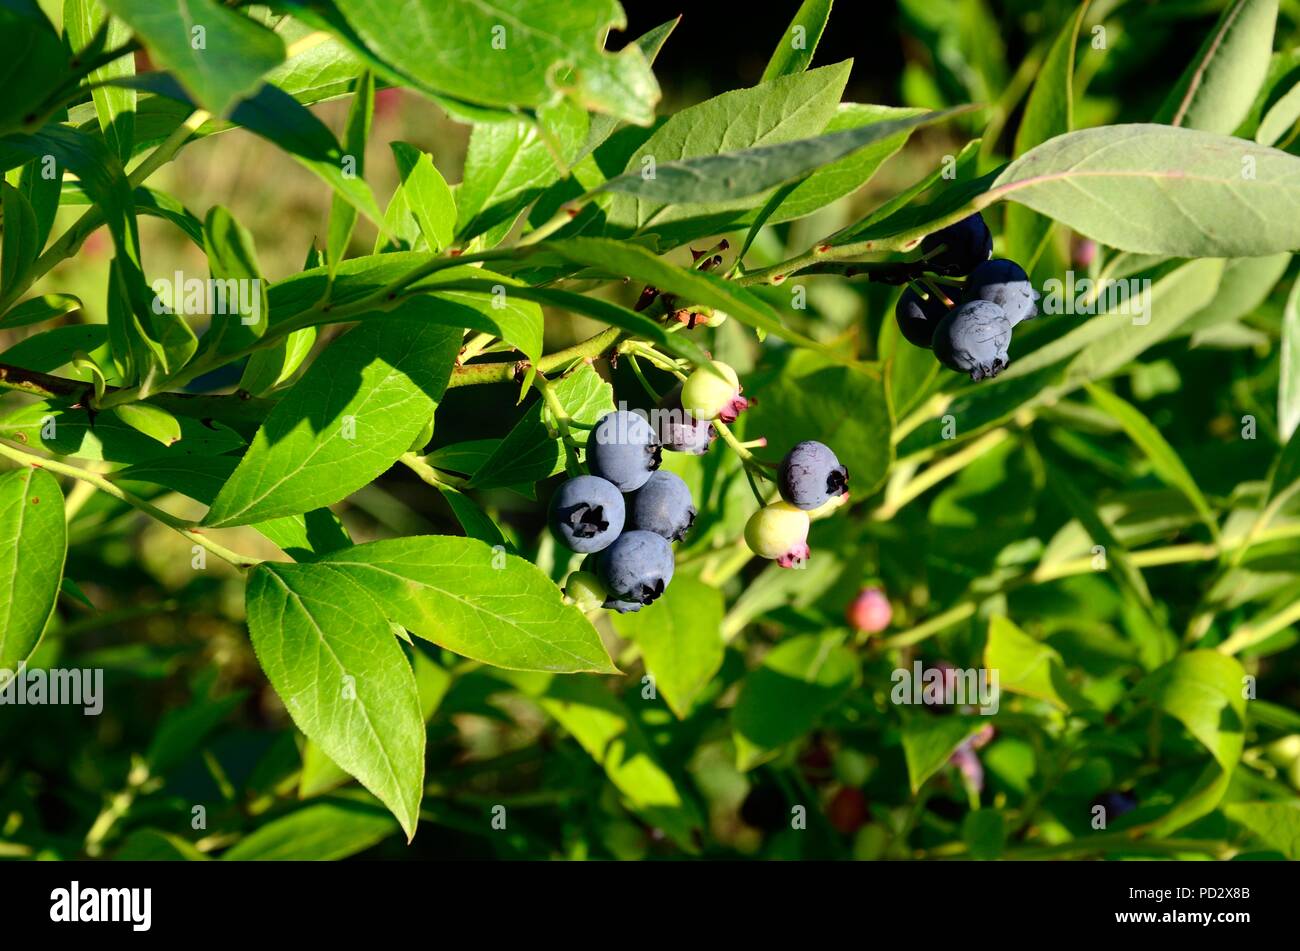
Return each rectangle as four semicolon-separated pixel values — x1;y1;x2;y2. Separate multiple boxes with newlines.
846;587;892;633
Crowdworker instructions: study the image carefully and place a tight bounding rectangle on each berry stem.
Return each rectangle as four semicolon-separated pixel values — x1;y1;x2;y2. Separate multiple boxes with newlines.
0;438;260;569
532;372;583;476
625;354;661;402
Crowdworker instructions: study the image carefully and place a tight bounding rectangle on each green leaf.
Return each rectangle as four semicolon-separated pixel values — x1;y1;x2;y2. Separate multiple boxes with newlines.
988;125;1300;257
575;17;677;162
732;631;858;768
222;800;399;860
326;71;373;273
746;350;892;499
0;399;244;463
457;100;588;244
113;401;182;446
117;455;349;561
329;0;660;125
0;323;106;373
199;205;268;353
0;467;66;668
901;715;982;794
600;107;961;211
761;0;832;81
204;316;459;526
612;574;724;719
1178;252;1291;338
962;809;1007;860
1085;383;1218;534
245;563;425;838
1042;457;1153;607
984;614;1083;710
64;0;136;162
1280;274;1300;443
469;362;612;490
602;61;851;235
537;675;701;847
127;75;387;230
314;536;617;674
101;0;286;117
435;483;507;548
114;829;208;860
0;182;38;309
1154;0;1278;135
1006;258;1224;383
1137;650;1246;835
0;293;82;330
1003;1;1087;266
0;1;70;135
382;142;456;253
1223;801;1300;859
544;237;827;353
238;326;316;397
264;20;366;106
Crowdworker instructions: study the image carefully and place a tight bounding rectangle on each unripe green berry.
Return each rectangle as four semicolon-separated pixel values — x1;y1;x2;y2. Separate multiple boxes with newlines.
681;362;747;422
744;501;810;568
564;570;608;613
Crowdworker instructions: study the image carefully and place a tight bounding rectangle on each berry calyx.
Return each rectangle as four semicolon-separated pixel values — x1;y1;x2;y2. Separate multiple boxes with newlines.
745;501;811;568
778;440;849;511
548;475;625;553
597;530;675;610
681;362;748;423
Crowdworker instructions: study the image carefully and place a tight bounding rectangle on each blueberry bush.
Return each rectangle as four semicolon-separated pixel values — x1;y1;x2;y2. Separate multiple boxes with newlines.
2;0;1300;861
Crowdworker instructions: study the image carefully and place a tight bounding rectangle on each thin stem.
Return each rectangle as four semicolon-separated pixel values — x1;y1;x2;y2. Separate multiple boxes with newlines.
625;354;661;402
873;429;1011;520
0;439;259;569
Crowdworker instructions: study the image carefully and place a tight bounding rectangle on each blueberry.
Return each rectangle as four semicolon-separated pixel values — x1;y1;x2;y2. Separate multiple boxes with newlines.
920;213;992;276
586;410;661;492
597;530;675;608
962;258;1039;326
932;300;1012;382
655;384;716;454
739;781;788;831
777;440;848;511
628;470;696;542
1093;790;1138;819
744;501;811;568
895;286;951;349
549;475;625;553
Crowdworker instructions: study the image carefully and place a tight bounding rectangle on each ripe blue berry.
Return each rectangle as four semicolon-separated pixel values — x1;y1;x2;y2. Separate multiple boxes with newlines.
1093;791;1138;819
895;286;951;349
962;258;1039;326
778;441;848;511
587;410;661;492
932;300;1012;382
920;213;992;276
598;530;675;609
655;384;716;454
549;475;625;553
628;470;696;542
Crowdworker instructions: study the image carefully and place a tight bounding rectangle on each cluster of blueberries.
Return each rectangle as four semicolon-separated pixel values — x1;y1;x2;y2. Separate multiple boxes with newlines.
550;361;850;613
895;212;1040;381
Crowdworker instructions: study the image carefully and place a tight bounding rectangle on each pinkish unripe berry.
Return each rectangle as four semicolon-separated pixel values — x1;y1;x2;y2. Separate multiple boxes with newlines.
846;587;892;633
